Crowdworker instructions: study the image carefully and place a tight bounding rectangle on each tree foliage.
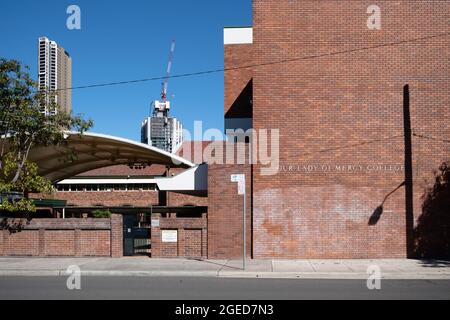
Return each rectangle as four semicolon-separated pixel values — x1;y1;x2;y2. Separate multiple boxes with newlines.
92;209;112;218
0;58;93;213
414;162;450;259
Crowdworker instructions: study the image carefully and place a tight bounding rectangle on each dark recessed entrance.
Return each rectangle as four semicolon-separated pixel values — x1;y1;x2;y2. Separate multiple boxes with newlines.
123;214;151;256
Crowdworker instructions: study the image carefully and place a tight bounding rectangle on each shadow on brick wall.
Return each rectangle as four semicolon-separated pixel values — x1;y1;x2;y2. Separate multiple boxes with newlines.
0;209;33;233
414;162;450;260
369;85;416;258
368;181;405;226
225;79;253;119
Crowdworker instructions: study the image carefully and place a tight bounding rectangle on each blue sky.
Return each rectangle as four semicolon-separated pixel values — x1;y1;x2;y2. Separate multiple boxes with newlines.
0;0;252;141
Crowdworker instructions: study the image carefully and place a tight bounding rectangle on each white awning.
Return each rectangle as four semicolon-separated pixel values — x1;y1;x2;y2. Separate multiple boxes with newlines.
27;132;194;182
58;164;208;194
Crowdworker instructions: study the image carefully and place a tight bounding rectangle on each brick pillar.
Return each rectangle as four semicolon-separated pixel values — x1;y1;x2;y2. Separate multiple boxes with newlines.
111;214;123;257
202;227;208;258
151;213;161;257
0;230;4;256
74;229;81;257
178;228;185;257
38;229;45;256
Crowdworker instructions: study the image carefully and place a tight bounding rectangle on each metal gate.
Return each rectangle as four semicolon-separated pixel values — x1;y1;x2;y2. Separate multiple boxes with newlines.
123;215;151;256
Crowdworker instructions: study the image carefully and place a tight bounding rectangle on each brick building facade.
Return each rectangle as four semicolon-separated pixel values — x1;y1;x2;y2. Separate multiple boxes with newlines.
207;0;449;259
3;0;448;259
246;0;449;258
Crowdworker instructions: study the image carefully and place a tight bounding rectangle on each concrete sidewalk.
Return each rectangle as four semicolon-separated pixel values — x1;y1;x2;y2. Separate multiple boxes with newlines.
0;257;449;279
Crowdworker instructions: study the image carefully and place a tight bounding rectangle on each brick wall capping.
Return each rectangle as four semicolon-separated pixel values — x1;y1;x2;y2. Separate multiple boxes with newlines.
1;218;111;230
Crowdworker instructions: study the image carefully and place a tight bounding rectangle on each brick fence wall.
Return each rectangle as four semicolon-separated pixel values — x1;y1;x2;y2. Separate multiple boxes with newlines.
0;214;123;257
150;213;207;258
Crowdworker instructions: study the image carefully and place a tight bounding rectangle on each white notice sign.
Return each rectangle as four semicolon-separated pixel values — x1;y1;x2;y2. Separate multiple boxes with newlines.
231;174;245;182
231;174;245;195
151;219;160;227
161;230;178;243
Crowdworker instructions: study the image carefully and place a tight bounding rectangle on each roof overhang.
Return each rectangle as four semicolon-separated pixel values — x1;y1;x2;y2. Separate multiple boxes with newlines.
58;163;208;196
24;131;194;182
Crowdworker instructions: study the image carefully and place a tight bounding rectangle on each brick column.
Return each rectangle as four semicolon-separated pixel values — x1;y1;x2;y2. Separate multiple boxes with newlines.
202;227;208;258
151;213;161;257
74;229;81;257
38;229;45;256
111;214;123;257
178;228;185;257
0;230;4;256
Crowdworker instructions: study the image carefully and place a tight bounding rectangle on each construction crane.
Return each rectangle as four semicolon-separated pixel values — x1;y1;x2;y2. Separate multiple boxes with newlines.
148;40;176;153
161;40;176;103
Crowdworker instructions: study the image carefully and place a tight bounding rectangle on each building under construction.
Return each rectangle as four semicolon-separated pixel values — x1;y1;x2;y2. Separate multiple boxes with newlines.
141;40;183;154
141;100;183;154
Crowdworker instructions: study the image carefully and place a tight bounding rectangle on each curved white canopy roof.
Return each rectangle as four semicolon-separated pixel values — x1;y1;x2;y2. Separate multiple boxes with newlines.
28;132;194;182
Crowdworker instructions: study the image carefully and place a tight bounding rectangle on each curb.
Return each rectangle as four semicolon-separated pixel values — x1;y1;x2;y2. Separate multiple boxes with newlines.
79;270;219;277
0;270;61;277
219;271;450;280
0;270;219;277
0;270;450;279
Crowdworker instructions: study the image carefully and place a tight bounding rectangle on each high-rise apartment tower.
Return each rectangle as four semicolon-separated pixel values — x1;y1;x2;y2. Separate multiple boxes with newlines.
38;37;72;115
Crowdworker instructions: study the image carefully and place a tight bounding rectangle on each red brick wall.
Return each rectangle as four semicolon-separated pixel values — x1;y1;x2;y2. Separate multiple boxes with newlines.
0;230;40;256
208;163;252;259
167;192;208;207
185;229;203;258
43;190;159;207
250;0;449;258
80;230;111;256
0;215;122;257
224;43;253;117
200;35;254;259
44;230;75;256
151;214;207;258
34;190;207;208
111;214;123;257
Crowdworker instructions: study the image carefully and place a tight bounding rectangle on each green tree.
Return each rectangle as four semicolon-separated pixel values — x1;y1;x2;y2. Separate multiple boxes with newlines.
0;58;93;213
91;209;112;218
414;162;450;259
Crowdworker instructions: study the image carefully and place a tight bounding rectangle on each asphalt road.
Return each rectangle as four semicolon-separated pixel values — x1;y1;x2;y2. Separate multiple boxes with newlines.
0;276;449;300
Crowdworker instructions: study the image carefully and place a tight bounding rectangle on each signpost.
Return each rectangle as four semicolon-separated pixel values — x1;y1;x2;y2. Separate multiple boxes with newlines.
231;174;246;270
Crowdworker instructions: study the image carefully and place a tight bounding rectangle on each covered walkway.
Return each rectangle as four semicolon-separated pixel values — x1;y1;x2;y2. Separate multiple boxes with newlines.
27;132;194;182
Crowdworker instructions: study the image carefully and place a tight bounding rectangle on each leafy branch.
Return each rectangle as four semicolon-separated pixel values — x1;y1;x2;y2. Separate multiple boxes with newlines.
0;58;93;213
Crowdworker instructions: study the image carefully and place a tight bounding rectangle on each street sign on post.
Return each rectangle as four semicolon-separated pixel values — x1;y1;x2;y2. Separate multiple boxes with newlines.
231;174;246;270
231;174;245;195
230;174;244;182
